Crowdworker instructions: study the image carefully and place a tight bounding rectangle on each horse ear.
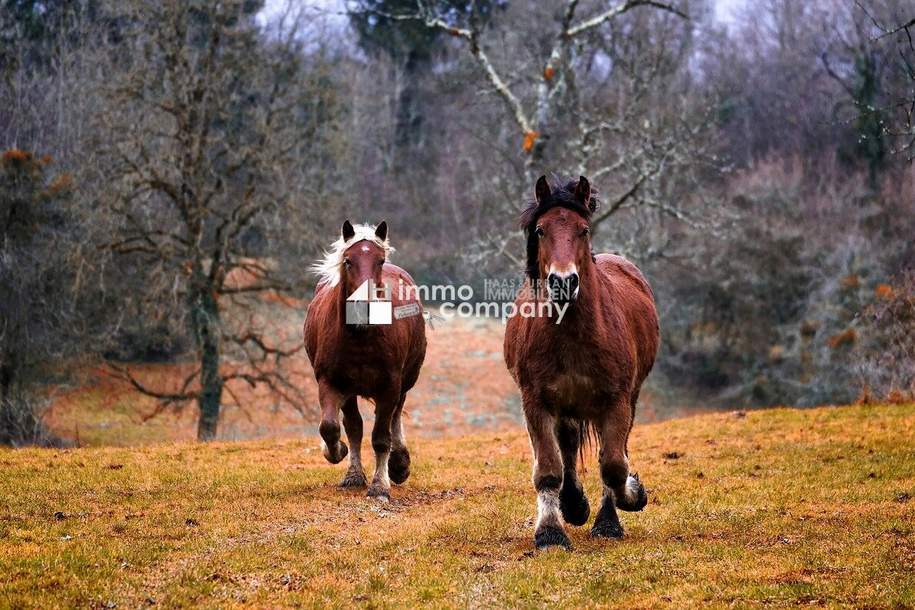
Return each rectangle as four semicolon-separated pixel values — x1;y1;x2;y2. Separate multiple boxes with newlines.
342;220;355;241
575;176;592;210
535;175;551;204
375;220;388;242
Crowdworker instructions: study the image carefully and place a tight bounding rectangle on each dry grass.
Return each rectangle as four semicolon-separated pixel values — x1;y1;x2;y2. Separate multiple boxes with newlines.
2;403;914;608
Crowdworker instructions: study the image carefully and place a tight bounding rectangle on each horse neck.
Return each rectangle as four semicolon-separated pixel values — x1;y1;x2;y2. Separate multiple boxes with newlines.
553;256;605;330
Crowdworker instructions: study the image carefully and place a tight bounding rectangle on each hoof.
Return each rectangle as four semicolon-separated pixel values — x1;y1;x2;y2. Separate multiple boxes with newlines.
366;483;390;502
591;518;624;539
559;482;590;526
591;500;625;539
340;468;367;489
534;525;572;551
616;473;648;512
322;440;348;465
389;448;411;485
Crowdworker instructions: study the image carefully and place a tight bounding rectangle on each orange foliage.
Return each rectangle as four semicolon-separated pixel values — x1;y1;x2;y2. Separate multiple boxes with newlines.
49;173;73;194
2;148;32;164
874;283;893;299
827;328;857;349
522;131;539;153
768;344;785;362
543;66;555;81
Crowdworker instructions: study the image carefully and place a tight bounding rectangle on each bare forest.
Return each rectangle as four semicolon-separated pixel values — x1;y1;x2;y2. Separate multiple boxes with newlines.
1;0;914;445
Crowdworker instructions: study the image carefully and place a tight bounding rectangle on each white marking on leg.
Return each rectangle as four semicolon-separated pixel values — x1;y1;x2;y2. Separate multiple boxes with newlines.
372;450;391;489
391;413;406;449
349;437;363;472
535;488;563;531
625;475;639;501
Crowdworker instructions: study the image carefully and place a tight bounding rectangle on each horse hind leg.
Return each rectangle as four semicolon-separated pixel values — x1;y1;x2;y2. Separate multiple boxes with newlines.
592;406;647;539
556;417;589;526
388;393;411;485
525;406;571;550
339;397;367;488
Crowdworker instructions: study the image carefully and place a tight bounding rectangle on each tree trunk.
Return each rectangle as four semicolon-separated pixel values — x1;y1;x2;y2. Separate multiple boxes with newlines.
191;285;223;441
0;362;12;403
0;344;18;403
394;49;426;173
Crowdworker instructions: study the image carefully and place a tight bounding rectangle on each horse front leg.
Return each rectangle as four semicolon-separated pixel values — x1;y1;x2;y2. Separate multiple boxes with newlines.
318;380;348;464
524;400;570;550
592;402;647;539
340;396;367;488
388;393;411;485
367;387;400;500
556;417;590;526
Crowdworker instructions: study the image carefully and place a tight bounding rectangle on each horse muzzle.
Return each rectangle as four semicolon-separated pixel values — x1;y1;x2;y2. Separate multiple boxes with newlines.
547;271;580;304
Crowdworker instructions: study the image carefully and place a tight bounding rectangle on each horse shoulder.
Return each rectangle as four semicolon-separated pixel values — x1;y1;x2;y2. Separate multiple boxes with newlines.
594;253;659;379
304;284;337;367
381;262;427;367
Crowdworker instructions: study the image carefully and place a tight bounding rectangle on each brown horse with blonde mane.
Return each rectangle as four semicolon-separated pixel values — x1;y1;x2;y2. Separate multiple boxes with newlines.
305;220;426;500
504;176;660;549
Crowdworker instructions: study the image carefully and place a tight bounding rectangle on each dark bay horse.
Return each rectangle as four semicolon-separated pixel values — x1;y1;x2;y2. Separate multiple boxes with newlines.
304;221;426;500
504;176;660;549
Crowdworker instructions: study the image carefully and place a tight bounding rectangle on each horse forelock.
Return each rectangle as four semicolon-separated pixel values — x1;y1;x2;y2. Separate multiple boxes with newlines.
310;223;394;287
520;178;600;281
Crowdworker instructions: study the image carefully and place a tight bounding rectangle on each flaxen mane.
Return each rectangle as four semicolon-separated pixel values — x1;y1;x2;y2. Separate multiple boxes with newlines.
310;223;395;287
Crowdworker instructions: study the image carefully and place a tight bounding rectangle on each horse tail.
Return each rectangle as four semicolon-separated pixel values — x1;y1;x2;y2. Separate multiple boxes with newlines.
576;418;596;470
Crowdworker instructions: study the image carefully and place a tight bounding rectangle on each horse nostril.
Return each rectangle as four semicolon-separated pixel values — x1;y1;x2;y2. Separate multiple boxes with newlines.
546;273;578;301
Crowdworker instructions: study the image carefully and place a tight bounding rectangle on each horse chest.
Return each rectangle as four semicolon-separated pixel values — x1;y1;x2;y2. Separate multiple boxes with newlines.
543;372;599;408
535;340;627;411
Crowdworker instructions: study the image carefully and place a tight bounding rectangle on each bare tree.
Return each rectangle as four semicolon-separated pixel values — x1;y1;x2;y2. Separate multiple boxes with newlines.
92;0;330;440
346;0;709;229
852;1;915;161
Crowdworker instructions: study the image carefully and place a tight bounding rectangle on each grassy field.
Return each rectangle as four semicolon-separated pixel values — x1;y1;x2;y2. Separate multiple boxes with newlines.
2;402;914;608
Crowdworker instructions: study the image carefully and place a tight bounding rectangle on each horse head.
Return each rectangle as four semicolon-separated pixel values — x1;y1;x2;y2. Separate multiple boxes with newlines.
338;220;389;301
521;176;598;305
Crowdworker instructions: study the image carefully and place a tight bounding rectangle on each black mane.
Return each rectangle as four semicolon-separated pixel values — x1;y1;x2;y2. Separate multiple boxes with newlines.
519;176;600;281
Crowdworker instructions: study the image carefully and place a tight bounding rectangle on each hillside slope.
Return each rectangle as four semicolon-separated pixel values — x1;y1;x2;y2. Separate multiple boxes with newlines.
2;404;914;608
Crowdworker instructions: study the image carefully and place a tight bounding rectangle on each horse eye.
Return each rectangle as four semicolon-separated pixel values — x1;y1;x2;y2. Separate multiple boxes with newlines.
581;227;590;237
535;226;544;237
343;258;352;268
